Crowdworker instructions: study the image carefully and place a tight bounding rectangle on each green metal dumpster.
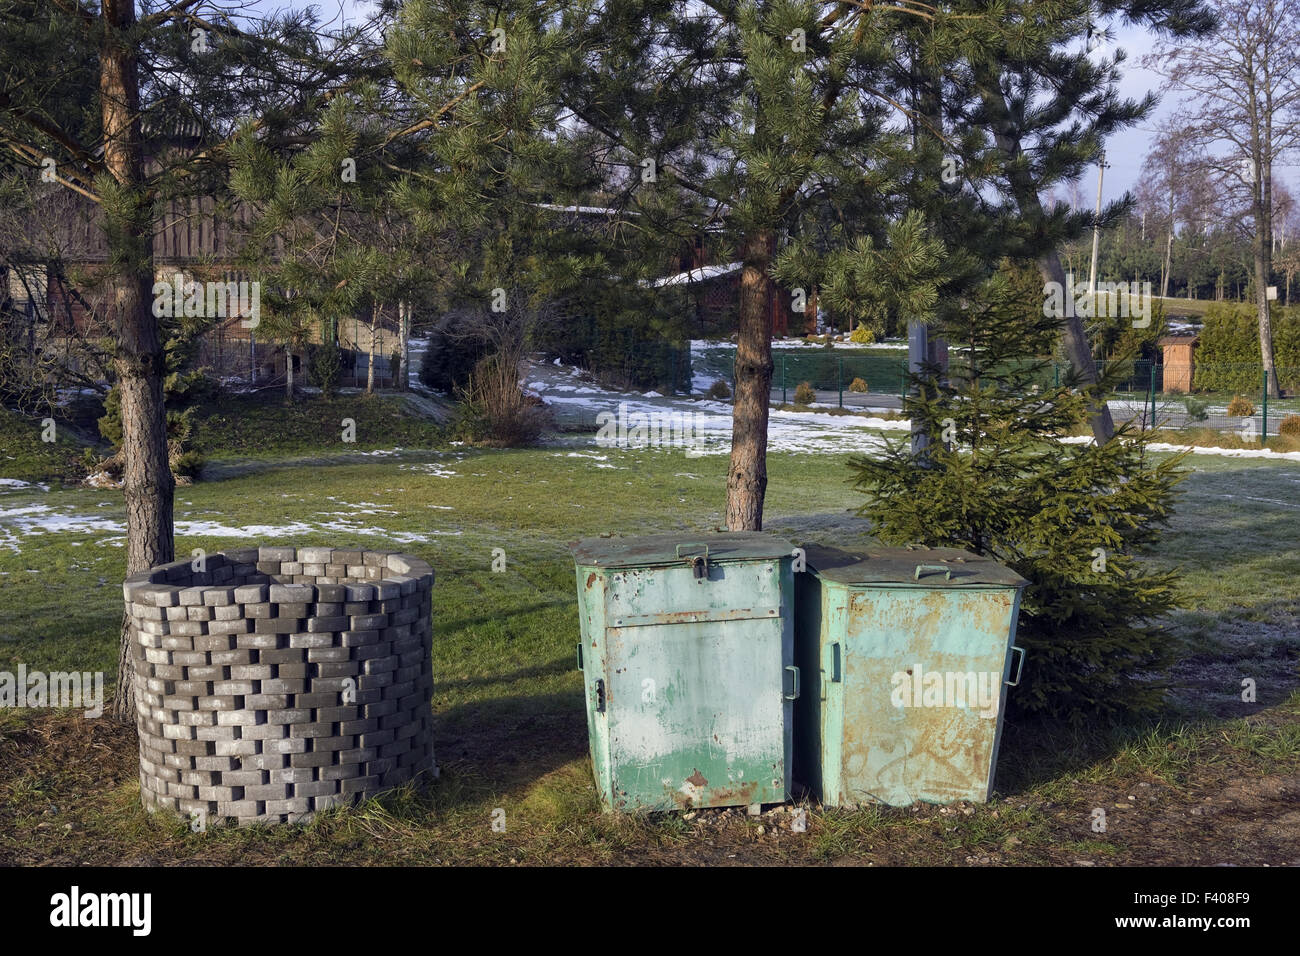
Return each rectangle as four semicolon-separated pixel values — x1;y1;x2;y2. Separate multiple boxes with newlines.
571;533;798;812
794;544;1028;807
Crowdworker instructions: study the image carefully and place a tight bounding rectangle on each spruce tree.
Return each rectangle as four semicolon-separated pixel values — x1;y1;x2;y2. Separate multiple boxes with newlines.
850;261;1187;720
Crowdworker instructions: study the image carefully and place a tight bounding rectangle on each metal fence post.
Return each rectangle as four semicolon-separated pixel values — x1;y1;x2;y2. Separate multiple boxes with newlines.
1262;369;1269;443
838;355;844;408
781;354;786;404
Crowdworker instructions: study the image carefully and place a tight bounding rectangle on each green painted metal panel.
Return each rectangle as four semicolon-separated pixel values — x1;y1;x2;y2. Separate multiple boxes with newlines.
573;533;796;812
795;545;1026;807
800;543;1028;588
572;532;794;569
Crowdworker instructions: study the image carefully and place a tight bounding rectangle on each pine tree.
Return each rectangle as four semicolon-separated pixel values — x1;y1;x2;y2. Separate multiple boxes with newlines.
0;1;377;718
850;261;1187;720
942;0;1216;442
558;0;988;528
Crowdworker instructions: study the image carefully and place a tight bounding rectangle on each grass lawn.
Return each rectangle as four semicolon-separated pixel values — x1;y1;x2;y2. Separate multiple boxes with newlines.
1;419;1298;865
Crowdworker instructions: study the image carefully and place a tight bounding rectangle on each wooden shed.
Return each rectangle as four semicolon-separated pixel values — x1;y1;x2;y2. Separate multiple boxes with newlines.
1158;334;1199;393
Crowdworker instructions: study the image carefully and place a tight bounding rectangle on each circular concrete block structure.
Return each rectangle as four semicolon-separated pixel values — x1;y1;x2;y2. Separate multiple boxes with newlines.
123;546;435;826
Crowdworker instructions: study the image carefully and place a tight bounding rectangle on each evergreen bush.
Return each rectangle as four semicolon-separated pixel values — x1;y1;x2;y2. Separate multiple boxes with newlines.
849;265;1186;720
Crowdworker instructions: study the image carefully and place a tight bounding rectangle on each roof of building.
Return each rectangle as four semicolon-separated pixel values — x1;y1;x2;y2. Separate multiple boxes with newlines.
644;262;743;288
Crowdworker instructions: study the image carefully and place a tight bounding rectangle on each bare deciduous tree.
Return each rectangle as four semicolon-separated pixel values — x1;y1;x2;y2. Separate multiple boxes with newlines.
1146;0;1300;396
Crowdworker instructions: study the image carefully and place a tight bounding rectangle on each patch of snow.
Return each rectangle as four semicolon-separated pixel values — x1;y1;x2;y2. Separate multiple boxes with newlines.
648;263;743;288
0;478;45;490
1056;434;1300;462
397;463;457;477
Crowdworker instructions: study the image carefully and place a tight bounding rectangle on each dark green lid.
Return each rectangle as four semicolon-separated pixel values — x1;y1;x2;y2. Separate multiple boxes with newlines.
571;532;795;569
801;543;1028;588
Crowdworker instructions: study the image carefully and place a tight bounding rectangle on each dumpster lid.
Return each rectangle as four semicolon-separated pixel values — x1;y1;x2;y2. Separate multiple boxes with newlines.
571;532;795;568
801;544;1028;588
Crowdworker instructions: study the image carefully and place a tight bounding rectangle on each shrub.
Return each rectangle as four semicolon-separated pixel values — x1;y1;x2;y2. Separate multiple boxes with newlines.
706;379;731;400
307;341;343;398
1226;395;1255;417
1279;414;1300;437
1183;397;1209;422
849;376;869;393
794;381;816;405
454;351;551;447
852;264;1186;721
418;310;492;394
849;323;875;344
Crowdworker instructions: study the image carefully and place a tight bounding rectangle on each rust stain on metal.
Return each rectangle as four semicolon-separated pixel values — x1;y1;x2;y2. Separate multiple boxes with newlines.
585;572;597;589
704;780;759;807
668;776;760;810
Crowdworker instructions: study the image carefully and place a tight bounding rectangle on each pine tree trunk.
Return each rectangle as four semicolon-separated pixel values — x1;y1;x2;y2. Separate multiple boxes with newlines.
726;229;774;531
285;344;294;401
977;72;1115;444
102;0;174;722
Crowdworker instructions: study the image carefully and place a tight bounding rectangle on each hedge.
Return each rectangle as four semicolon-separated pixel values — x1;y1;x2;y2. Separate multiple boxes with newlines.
1192;302;1300;393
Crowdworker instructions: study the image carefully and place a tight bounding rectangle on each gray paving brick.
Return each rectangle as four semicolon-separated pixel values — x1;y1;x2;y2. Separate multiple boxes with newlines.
289;750;336;769
254;616;301;634
233;583;269;603
239;752;288;770
209;649;254;666
305;615;350;633
244;694;290;709
244;783;291;801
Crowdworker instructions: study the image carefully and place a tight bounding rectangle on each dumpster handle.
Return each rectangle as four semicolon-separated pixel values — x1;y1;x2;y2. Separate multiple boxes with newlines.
1006;645;1026;687
784;665;800;700
914;564;952;581
675;542;710;559
576;642;583;671
830;642;842;682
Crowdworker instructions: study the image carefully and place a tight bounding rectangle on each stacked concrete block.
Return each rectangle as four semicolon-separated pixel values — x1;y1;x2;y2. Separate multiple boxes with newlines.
123;546;435;826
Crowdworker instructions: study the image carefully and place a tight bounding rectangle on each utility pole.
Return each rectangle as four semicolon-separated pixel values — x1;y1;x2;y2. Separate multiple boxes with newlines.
1088;150;1107;297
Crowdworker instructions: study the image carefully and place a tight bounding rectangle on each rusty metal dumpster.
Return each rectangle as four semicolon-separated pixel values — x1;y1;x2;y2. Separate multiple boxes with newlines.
571;533;798;812
794;544;1028;806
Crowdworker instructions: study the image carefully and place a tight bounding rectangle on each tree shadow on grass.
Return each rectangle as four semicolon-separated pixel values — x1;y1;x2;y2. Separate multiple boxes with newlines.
436;656;577;693
432;685;588;801
436;598;573;635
